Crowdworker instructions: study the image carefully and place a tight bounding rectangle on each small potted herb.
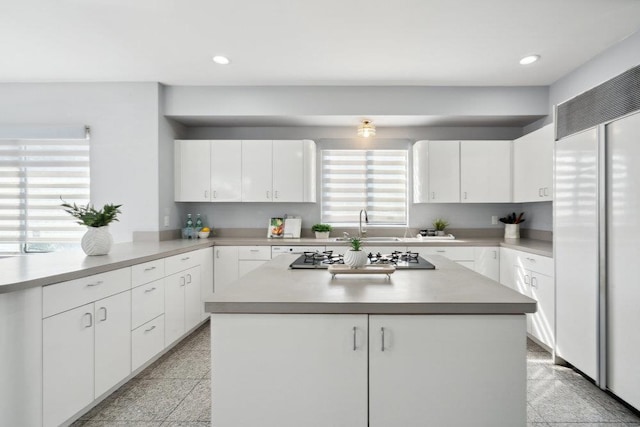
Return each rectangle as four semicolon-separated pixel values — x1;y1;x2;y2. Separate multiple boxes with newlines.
61;200;122;256
311;223;333;239
433;218;449;236
344;237;367;268
499;212;525;239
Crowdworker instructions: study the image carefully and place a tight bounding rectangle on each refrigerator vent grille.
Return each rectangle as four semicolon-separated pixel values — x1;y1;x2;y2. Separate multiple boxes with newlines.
556;64;640;139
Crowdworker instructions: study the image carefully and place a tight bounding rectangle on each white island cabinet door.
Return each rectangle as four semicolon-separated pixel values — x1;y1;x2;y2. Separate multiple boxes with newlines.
94;290;131;398
211;314;368;427
272;140;304;202
460;140;512;202
369;315;526;427
242;140;273;201
43;303;95;427
211;140;242;201
174;140;211;202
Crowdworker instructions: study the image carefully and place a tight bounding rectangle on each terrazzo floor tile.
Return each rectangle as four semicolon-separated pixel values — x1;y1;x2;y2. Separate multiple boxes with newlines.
160;422;211;427
72;421;163;427
165;380;211;422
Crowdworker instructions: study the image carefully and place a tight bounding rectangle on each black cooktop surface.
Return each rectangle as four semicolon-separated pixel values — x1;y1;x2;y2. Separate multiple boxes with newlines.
289;250;436;270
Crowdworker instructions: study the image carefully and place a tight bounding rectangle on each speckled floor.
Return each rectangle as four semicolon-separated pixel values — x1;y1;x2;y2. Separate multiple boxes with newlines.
72;321;640;427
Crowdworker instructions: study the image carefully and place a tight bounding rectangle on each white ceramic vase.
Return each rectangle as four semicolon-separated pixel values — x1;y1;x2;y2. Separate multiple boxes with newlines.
81;226;113;256
315;231;330;239
344;249;367;268
436;230;446;236
504;224;520;239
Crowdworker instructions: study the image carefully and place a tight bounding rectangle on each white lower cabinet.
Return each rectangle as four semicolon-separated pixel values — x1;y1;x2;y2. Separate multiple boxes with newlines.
214;246;239;293
43;290;131;427
473;247;500;281
212;313;526;427
165;266;201;345
132;314;165;371
212;314;368;427
413;246;499;280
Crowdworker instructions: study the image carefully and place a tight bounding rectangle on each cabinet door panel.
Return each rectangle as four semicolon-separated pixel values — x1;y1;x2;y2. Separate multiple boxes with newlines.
242;140;272;201
212;314;368;427
272;140;304;202
95;291;131;397
238;260;268;277
165;272;186;345
530;272;554;348
175;140;210;202
369;315;526;427
214;246;239;294
513;125;553;202
412;140;429;203
184;266;202;332
428;141;460;202
211;140;242;201
460;140;511;202
474;247;500;281
499;248;517;289
43;303;94;427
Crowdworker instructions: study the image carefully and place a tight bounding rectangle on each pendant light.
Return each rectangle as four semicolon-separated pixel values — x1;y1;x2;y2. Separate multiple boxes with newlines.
357;120;376;138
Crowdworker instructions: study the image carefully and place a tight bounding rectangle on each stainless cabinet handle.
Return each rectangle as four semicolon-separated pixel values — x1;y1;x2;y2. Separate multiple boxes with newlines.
531;276;538;289
204;190;208;199
99;306;107;322
181;256;190;261
266;190;270;199
180;276;186;287
436;250;446;253
144;266;156;272
524;274;530;285
544;187;549;196
432;192;435;199
493;250;497;259
249;249;260;252
186;274;192;284
463;191;468;200
381;327;386;351
213;190;217;199
539;188;543;197
275;190;279;199
526;257;536;263
145;325;156;333
216;249;220;259
83;312;93;328
144;287;156;293
353;326;357;351
86;280;103;287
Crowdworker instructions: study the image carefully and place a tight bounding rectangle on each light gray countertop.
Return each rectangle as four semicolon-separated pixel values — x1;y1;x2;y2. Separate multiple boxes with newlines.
204;254;537;315
0;236;551;294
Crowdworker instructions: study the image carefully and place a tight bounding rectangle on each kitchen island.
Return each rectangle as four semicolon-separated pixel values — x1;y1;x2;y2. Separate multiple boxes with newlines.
205;254;536;427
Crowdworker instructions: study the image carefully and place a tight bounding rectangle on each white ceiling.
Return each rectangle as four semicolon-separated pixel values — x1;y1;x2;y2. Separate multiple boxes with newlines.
2;0;640;86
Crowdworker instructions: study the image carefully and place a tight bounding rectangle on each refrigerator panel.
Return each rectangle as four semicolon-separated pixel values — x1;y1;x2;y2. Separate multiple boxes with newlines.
606;111;640;410
554;127;599;380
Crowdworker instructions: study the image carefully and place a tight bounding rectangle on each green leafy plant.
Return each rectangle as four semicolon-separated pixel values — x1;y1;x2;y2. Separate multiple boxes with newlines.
311;223;333;232
349;237;362;251
499;212;525;224
61;200;122;227
433;218;449;231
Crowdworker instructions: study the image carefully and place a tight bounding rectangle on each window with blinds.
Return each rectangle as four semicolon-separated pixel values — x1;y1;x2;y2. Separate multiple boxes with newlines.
321;149;408;225
0;138;90;253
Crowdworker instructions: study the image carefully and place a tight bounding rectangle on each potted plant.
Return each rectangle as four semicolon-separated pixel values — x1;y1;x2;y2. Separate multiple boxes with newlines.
61;200;122;256
433;218;449;236
311;223;333;239
499;212;525;239
344;237;367;268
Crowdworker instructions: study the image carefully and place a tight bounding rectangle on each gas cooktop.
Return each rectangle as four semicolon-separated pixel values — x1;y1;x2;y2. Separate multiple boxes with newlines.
289;250;436;270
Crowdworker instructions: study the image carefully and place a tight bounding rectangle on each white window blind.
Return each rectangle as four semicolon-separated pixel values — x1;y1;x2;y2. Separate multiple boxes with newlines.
0;138;90;253
321;149;408;225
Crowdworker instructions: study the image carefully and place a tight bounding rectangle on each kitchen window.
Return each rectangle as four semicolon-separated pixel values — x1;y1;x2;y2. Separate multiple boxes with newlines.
321;149;408;226
0;131;90;254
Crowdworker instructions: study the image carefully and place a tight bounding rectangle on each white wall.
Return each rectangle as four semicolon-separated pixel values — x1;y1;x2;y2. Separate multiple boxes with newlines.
0;82;162;242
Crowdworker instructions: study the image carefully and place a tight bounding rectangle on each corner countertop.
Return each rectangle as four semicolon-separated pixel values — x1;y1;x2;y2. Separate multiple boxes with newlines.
205;254;537;315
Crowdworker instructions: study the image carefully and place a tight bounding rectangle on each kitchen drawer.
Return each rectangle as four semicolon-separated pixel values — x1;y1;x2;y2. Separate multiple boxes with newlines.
515;251;554;276
165;251;200;275
43;268;131;318
132;314;165;371
131;278;165;330
131;259;165;287
415;246;475;261
238;246;271;261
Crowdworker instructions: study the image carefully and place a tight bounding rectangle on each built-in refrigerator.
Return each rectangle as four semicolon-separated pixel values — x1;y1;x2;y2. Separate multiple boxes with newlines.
555;109;640;411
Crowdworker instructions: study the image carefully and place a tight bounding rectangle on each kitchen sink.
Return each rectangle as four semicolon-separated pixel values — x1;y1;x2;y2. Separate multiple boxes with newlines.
331;237;403;242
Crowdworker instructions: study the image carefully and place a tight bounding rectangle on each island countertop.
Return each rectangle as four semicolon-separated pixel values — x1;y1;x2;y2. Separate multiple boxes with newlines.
205;254;536;315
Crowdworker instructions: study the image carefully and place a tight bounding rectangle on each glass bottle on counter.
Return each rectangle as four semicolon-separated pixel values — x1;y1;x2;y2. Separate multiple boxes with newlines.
185;213;194;238
195;213;203;229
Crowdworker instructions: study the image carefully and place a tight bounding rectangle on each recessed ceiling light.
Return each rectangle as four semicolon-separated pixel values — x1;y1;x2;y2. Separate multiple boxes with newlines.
519;55;540;65
213;55;230;65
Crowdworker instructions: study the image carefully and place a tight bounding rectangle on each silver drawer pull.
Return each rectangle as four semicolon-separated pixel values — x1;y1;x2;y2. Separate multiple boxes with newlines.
180;276;186;287
83;312;93;328
144;287;157;293
436;250;446;253
86;280;103;287
144;325;156;333
526;257;536;262
353;326;357;351
531;277;538;289
249;249;260;252
181;257;190;261
186;274;192;284
144;266;156;272
99;306;108;322
381;327;386;352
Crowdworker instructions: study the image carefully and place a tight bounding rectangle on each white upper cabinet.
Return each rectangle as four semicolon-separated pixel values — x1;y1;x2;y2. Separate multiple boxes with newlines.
460;140;512;202
412;141;429;203
513;124;554;202
211;140;242;201
273;140;304;202
429;141;461;203
242;140;273;202
174;140;211;202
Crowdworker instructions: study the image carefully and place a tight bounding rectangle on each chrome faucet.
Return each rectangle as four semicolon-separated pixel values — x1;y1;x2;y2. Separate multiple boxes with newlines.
359;209;369;238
